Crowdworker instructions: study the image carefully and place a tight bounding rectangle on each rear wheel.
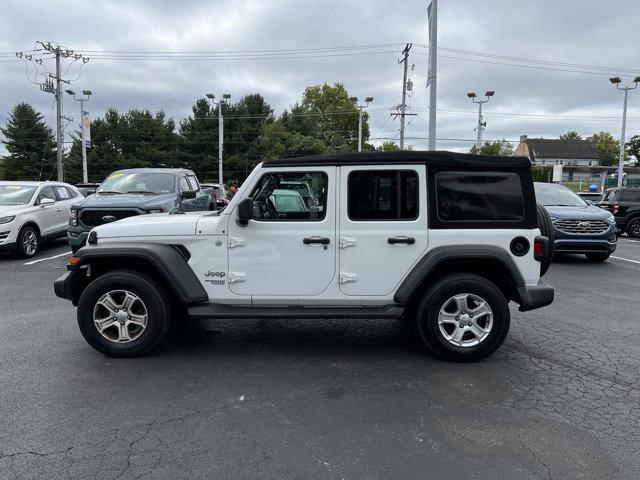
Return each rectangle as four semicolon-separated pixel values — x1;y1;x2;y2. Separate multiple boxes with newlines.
626;218;640;238
415;274;510;362
536;203;554;276
13;225;40;258
585;252;610;262
77;270;172;357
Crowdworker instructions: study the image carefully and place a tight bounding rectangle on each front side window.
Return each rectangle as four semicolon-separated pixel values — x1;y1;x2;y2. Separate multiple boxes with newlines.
37;186;56;204
187;175;200;191
248;171;327;221
348;170;418;221
0;185;37;205
436;171;524;222
97;172;175;194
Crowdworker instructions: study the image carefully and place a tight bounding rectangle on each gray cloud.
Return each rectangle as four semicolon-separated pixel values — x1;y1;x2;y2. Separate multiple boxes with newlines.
1;0;640;154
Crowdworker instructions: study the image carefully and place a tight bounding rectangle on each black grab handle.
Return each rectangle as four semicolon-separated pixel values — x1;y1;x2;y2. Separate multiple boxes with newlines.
303;237;330;245
387;237;415;245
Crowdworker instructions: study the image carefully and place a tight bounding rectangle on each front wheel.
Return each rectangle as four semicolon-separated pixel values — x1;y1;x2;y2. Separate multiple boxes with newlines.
416;274;510;362
13;225;39;258
626;218;640;238
77;270;172;357
585;252;610;262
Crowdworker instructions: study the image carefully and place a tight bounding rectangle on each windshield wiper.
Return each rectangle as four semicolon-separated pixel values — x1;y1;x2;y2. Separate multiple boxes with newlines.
126;190;158;194
97;190;123;194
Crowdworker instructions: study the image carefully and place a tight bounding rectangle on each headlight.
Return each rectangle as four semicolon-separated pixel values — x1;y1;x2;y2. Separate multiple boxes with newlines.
605;215;615;225
147;208;164;214
0;215;15;225
69;210;78;226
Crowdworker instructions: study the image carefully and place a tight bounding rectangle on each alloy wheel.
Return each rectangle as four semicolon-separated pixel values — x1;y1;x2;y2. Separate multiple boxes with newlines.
93;290;148;343
23;229;38;256
437;293;494;347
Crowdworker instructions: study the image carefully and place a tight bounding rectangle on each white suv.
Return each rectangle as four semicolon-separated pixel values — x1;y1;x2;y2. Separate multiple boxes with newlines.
55;152;554;361
0;181;83;258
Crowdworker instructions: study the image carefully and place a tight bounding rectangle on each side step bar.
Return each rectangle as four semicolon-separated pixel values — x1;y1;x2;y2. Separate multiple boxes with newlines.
187;303;405;320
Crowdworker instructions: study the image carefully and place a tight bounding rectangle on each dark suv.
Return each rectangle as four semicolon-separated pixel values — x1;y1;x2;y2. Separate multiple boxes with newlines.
68;168;211;252
598;187;640;237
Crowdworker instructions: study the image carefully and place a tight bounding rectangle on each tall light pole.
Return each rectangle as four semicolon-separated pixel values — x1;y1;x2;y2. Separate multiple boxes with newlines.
66;89;92;183
467;90;494;152
350;96;374;152
610;76;640;187
206;93;231;184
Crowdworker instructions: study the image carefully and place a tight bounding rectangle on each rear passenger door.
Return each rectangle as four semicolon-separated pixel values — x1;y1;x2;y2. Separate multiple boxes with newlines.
339;165;428;296
53;186;77;232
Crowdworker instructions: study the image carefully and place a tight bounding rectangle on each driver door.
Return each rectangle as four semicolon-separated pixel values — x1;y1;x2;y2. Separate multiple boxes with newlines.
227;167;336;300
33;186;59;236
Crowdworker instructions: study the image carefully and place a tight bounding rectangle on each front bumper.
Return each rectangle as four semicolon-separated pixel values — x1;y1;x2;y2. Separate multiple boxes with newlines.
54;271;74;302
553;236;617;254
517;281;554;312
68;229;89;250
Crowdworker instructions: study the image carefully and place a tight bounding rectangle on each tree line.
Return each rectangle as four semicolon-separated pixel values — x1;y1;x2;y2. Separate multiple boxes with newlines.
2;82;638;185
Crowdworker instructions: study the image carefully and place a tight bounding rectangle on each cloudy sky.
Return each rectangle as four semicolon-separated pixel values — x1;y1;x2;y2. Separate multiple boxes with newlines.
1;0;640;153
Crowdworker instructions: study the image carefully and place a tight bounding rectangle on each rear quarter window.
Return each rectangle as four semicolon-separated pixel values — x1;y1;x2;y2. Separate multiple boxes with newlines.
435;171;524;222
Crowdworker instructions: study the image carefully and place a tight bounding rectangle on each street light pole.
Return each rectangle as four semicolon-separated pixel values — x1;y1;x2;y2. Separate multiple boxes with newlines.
206;93;231;184
350;96;374;152
610;76;640;187
65;89;92;183
467;90;495;153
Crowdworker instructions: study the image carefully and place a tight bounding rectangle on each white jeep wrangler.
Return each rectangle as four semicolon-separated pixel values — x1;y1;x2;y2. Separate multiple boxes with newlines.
55;151;554;361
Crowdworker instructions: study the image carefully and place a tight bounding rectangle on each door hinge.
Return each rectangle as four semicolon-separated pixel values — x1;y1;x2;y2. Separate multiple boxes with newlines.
339;272;357;284
339;237;357;249
228;272;246;283
228;237;245;248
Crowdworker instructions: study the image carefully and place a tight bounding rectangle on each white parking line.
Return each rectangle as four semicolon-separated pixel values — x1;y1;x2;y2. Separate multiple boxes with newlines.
611;255;640;265
24;251;72;265
618;239;640;246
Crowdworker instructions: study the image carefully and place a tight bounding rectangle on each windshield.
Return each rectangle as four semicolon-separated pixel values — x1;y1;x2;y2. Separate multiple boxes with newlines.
0;185;37;205
98;172;175;194
535;184;587;207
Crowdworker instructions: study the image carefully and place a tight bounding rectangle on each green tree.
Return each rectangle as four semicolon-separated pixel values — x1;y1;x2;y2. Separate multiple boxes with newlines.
0;103;56;180
469;139;514;156
296;83;368;152
257;119;326;160
590;132;620;166
559;131;582;140
626;134;640;160
376;141;400;151
65;108;181;183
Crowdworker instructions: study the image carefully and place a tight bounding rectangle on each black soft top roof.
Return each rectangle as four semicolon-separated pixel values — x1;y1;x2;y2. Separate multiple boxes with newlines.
262;150;530;169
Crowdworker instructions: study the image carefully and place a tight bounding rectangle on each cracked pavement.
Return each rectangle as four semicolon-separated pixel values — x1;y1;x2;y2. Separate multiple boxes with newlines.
1;238;639;479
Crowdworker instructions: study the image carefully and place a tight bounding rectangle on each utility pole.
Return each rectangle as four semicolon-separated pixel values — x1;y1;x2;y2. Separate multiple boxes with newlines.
66;89;92;183
18;42;90;181
206;93;231;184
391;44;417;150
610;76;640;187
350;96;374;151
467;91;495;152
427;0;438;150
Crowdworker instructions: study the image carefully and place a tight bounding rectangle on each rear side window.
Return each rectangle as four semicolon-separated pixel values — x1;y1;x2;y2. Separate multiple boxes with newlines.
348;170;418;221
623;189;640;202
436;171;524;222
65;187;78;198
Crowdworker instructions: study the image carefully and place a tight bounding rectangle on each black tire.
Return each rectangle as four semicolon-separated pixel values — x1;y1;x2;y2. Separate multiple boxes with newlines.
12;225;40;258
415;273;510;362
585;252;611;262
77;270;172;357
626;217;640;238
536;203;554;276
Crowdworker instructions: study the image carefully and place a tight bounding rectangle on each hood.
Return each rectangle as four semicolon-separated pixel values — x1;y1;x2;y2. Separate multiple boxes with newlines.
0;204;31;216
545;204;612;221
76;192;176;209
94;211;214;238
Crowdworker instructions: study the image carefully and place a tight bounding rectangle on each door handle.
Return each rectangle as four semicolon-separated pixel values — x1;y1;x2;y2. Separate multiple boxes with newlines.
303;237;330;245
387;237;415;245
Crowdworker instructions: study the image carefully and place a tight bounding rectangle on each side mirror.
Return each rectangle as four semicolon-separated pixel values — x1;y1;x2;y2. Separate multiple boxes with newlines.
236;197;254;226
39;197;55;207
181;190;197;200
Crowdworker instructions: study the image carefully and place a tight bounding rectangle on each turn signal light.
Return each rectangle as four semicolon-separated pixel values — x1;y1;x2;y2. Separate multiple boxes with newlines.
68;256;81;266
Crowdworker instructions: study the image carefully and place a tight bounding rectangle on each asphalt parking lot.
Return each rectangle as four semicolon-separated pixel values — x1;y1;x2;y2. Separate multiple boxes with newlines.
1;239;640;480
